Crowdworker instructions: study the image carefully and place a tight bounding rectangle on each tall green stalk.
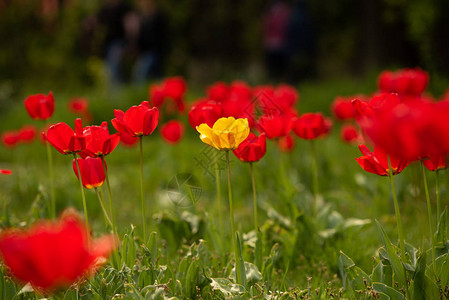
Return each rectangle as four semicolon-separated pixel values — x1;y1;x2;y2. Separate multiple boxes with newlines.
421;161;436;275
387;157;405;260
214;154;223;237
436;170;441;224
101;157;117;236
250;162;258;231
310;140;319;216
95;187;113;228
139;137;147;243
226;151;243;284
45;121;55;218
73;154;89;231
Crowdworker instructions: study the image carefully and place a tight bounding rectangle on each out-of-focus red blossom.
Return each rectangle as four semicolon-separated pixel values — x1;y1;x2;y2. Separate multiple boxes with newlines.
0;169;12;175
352;93;401;119
378;68;429;97
188;100;222;129
293;112;331;140
207;82;229;102
43;118;86;154
0;211;117;293
257;111;295;139
73;157;106;189
423;155;448;172
149;77;187;113
160;120;184;144
221;98;255;128
332;97;357;120
361;100;449;161
119;132;138;147
68;98;89;115
111;101;159;137
18;125;37;143
278;134;295;152
149;84;165;108
24;92;55;120
233;133;267;162
79;122;120;158
2;131;20;148
355;144;409;176
274;84;299;109
340;125;361;144
229;81;252;102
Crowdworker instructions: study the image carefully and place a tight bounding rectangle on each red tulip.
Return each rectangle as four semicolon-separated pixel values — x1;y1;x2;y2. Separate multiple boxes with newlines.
2;131;20;148
0;211;117;293
340;124;360;144
24;92;55;120
207;81;229;102
73;157;106;189
160;120;184;144
273;84;299;109
18;125;37;143
278;134;295;152
163;77;187;104
68;97;89;115
423;155;448;172
119;132;138;147
361;101;449;161
293;112;330;140
188;100;222;129
378;68;429;97
43;118;86;154
233;133;267;162
355;144;409;176
111;101;159;137
229;81;252;102
149;84;165;108
332;97;356;120
0;169;12;175
257;111;294;139
79;122;120;158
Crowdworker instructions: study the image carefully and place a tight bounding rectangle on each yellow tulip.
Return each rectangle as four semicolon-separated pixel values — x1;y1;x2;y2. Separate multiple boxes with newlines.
196;117;250;151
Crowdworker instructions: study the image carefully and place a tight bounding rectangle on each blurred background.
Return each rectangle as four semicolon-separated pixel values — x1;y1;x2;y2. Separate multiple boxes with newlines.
0;0;448;101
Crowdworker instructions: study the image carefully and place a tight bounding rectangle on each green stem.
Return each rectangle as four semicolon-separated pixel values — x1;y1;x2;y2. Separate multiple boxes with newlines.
139;136;147;243
436;170;441;224
226;151;241;283
45;123;55;218
421;161;436;275
250;162;258;231
214;155;223;238
95;187;113;228
310;140;319;216
387;157;405;259
73;154;89;231
101;157;117;236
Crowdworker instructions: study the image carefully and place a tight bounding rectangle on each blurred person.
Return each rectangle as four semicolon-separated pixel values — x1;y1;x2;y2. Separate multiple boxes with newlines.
285;0;316;82
132;0;169;83
97;0;131;84
263;0;292;81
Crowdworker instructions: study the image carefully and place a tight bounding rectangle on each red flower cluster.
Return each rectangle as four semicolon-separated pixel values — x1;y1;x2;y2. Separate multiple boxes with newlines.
24;92;55;120
112;101;159;137
1;125;37;148
150;77;187;113
43;118;86;154
0;211;117;293
340;124;362;144
378;68;429;97
331;96;358;121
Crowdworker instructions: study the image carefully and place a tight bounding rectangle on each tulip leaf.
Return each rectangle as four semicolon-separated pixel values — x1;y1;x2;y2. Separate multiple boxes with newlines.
372;283;406;300
210;278;246;297
338;251;371;292
255;230;263;271
234;231;247;287
375;220;406;288
435;208;447;245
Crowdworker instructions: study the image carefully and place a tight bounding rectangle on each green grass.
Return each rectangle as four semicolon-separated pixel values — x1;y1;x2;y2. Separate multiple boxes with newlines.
0;75;446;299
